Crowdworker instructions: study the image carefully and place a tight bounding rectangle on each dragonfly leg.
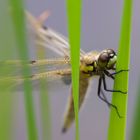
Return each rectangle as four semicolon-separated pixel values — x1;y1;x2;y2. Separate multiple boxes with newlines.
102;75;127;94
104;70;115;80
98;77;113;107
100;89;110;107
110;69;129;76
104;69;129;80
97;77;122;118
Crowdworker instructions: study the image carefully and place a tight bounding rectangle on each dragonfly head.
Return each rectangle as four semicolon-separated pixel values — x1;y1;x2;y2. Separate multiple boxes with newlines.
97;49;117;70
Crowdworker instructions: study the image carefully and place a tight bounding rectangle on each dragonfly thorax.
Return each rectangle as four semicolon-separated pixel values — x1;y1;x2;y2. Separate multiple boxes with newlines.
80;53;97;75
80;49;117;76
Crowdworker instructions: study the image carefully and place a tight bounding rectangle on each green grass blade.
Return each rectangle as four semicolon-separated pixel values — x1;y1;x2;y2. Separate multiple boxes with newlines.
66;0;82;139
130;79;140;140
37;46;52;140
0;1;16;139
9;0;38;140
39;84;52;140
108;0;133;140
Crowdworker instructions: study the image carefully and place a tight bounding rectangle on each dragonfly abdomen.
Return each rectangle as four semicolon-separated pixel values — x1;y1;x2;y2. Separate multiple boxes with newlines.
62;73;90;133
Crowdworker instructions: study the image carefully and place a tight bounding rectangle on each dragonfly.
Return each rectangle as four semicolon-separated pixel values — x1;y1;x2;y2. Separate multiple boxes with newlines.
0;11;128;133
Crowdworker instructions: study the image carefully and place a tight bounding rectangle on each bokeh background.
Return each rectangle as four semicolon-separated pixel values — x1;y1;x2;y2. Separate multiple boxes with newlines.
4;0;140;140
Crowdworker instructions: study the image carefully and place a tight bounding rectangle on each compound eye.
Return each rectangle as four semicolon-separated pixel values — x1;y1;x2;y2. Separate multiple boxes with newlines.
98;52;109;67
100;53;109;61
109;53;114;58
107;49;116;57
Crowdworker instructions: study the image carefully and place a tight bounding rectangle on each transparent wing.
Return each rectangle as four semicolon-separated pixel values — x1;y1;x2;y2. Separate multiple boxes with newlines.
0;58;72;86
0;57;70;67
0;68;71;84
26;11;86;58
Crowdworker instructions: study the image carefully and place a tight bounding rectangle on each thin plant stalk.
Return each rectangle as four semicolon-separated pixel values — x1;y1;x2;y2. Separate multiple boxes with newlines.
66;0;82;139
9;0;38;139
0;1;15;140
37;41;52;140
130;79;140;140
107;0;133;140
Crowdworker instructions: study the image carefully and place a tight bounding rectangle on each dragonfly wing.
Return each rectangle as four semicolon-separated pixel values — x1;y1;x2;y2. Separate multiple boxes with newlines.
0;68;71;85
62;73;90;132
26;11;86;58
